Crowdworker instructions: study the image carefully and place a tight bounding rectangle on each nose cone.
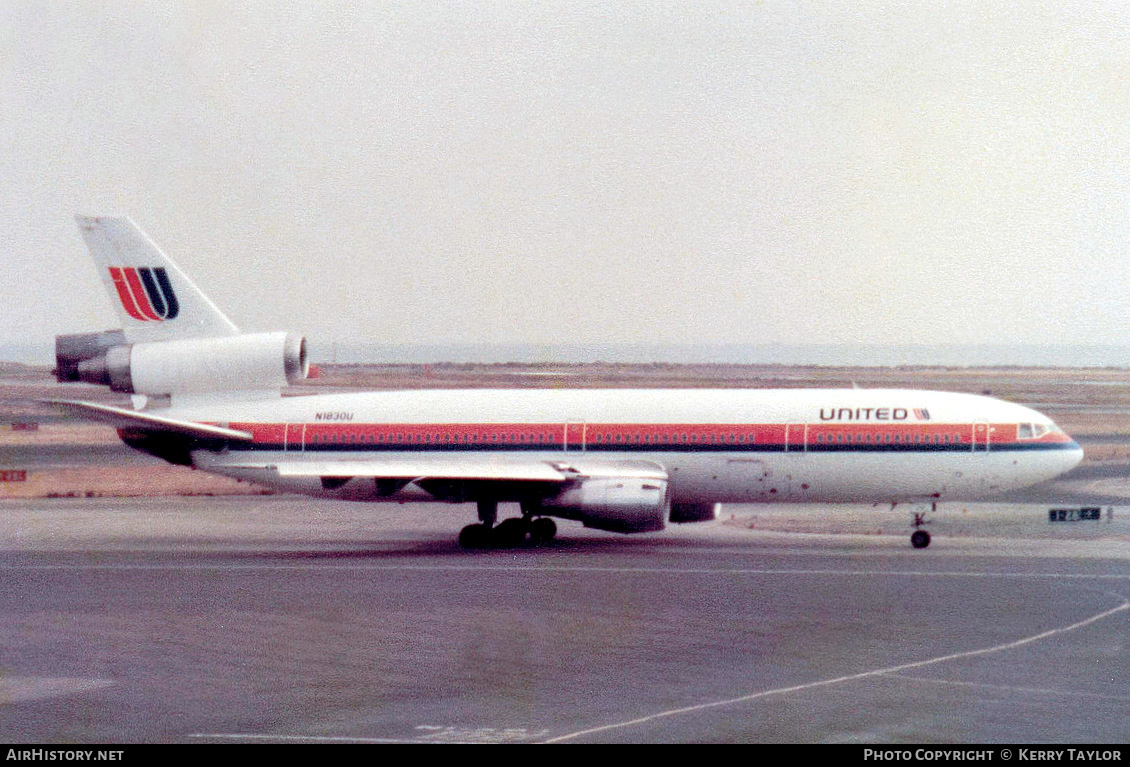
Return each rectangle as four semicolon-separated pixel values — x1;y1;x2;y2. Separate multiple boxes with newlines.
1017;419;1084;488
1061;438;1085;474
1034;433;1084;485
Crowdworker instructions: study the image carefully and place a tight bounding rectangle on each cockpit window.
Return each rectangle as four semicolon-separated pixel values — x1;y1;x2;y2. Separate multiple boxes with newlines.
1019;422;1062;439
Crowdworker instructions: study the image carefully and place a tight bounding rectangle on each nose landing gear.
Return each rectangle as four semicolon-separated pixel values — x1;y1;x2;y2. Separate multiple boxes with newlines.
910;505;934;549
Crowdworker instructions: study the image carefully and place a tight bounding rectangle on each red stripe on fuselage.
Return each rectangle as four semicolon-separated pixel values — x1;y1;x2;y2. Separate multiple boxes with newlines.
224;422;1076;449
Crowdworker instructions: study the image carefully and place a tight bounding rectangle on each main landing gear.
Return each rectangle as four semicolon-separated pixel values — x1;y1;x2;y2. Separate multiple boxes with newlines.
458;500;558;549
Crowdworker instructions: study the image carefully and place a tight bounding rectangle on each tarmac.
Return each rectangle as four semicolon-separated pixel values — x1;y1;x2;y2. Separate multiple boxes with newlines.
1;493;1127;743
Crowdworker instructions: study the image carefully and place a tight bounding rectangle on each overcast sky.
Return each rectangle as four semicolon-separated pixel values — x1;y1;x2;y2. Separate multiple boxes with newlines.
3;1;1129;360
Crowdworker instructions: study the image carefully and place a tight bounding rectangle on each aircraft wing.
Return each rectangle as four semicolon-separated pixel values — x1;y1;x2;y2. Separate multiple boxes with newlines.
47;399;254;442
223;457;667;484
271;458;571;482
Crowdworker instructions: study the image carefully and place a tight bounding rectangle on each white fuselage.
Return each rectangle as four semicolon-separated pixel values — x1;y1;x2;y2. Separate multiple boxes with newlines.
178;387;1083;506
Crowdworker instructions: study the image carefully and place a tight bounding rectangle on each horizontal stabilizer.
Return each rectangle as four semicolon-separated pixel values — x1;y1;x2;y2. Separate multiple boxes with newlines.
47;399;254;442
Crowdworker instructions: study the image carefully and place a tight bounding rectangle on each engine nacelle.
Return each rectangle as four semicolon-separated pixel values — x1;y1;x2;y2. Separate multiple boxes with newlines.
541;475;670;533
55;329;128;383
669;502;721;524
55;330;307;395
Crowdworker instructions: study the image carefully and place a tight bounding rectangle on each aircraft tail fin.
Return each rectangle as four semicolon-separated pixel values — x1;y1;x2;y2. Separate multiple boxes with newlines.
75;216;239;343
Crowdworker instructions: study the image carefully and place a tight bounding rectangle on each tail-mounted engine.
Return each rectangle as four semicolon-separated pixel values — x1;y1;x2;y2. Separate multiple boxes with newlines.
56;330;308;395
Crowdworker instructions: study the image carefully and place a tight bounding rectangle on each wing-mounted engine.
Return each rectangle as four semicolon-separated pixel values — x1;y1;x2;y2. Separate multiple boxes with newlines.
669;502;721;524
55;329;308;395
540;463;670;533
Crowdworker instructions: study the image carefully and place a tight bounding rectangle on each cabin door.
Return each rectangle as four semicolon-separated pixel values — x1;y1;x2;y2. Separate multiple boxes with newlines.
564;422;586;452
785;423;807;453
972;421;990;452
285;423;305;452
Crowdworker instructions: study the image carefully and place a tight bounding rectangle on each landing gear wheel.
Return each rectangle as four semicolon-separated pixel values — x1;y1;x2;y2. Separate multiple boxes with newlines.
476;499;498;527
458;523;492;549
492;517;529;548
910;530;931;549
529;517;557;544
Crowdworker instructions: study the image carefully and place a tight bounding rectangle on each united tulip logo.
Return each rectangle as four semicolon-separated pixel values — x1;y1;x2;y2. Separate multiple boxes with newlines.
108;266;180;321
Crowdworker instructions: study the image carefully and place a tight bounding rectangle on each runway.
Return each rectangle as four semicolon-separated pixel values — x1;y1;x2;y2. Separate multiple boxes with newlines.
1;496;1127;743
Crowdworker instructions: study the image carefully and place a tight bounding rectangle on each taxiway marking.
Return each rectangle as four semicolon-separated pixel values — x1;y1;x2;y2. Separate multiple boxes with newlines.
543;596;1130;742
0;677;114;704
890;673;1130;702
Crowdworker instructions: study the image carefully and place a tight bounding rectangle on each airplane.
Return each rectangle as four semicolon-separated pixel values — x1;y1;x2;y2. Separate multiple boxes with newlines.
50;216;1084;550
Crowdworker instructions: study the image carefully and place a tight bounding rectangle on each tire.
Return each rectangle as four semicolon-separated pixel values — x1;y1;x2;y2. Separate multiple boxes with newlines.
910;530;931;549
529;517;557;544
492;518;529;548
459;523;491;549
